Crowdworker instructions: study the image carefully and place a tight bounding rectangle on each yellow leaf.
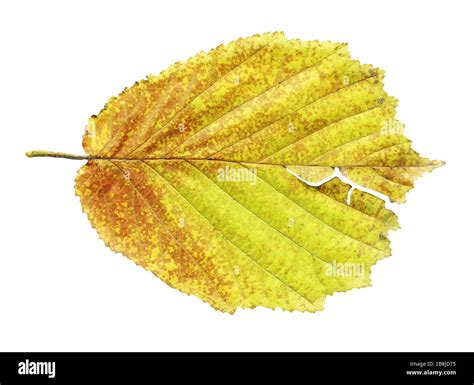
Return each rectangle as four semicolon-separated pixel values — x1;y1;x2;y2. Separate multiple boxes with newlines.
27;32;443;313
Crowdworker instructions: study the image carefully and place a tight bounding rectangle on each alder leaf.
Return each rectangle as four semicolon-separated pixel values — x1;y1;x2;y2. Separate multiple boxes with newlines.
27;32;443;313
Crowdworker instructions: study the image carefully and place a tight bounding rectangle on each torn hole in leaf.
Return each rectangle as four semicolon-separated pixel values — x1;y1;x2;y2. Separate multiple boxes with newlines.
287;167;400;232
286;166;392;205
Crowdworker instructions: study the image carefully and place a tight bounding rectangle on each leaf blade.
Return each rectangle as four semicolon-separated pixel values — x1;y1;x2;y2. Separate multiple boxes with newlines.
75;32;443;312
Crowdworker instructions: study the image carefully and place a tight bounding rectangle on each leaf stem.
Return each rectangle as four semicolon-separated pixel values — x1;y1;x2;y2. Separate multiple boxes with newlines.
25;150;92;160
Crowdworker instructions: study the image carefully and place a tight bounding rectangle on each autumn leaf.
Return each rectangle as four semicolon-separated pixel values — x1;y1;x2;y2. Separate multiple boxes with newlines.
27;32;443;313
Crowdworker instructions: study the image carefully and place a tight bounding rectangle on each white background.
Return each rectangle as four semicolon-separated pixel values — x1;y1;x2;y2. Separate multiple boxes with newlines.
1;0;472;352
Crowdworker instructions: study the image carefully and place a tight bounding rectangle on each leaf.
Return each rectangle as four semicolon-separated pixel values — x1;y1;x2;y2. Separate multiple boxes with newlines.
28;32;443;313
